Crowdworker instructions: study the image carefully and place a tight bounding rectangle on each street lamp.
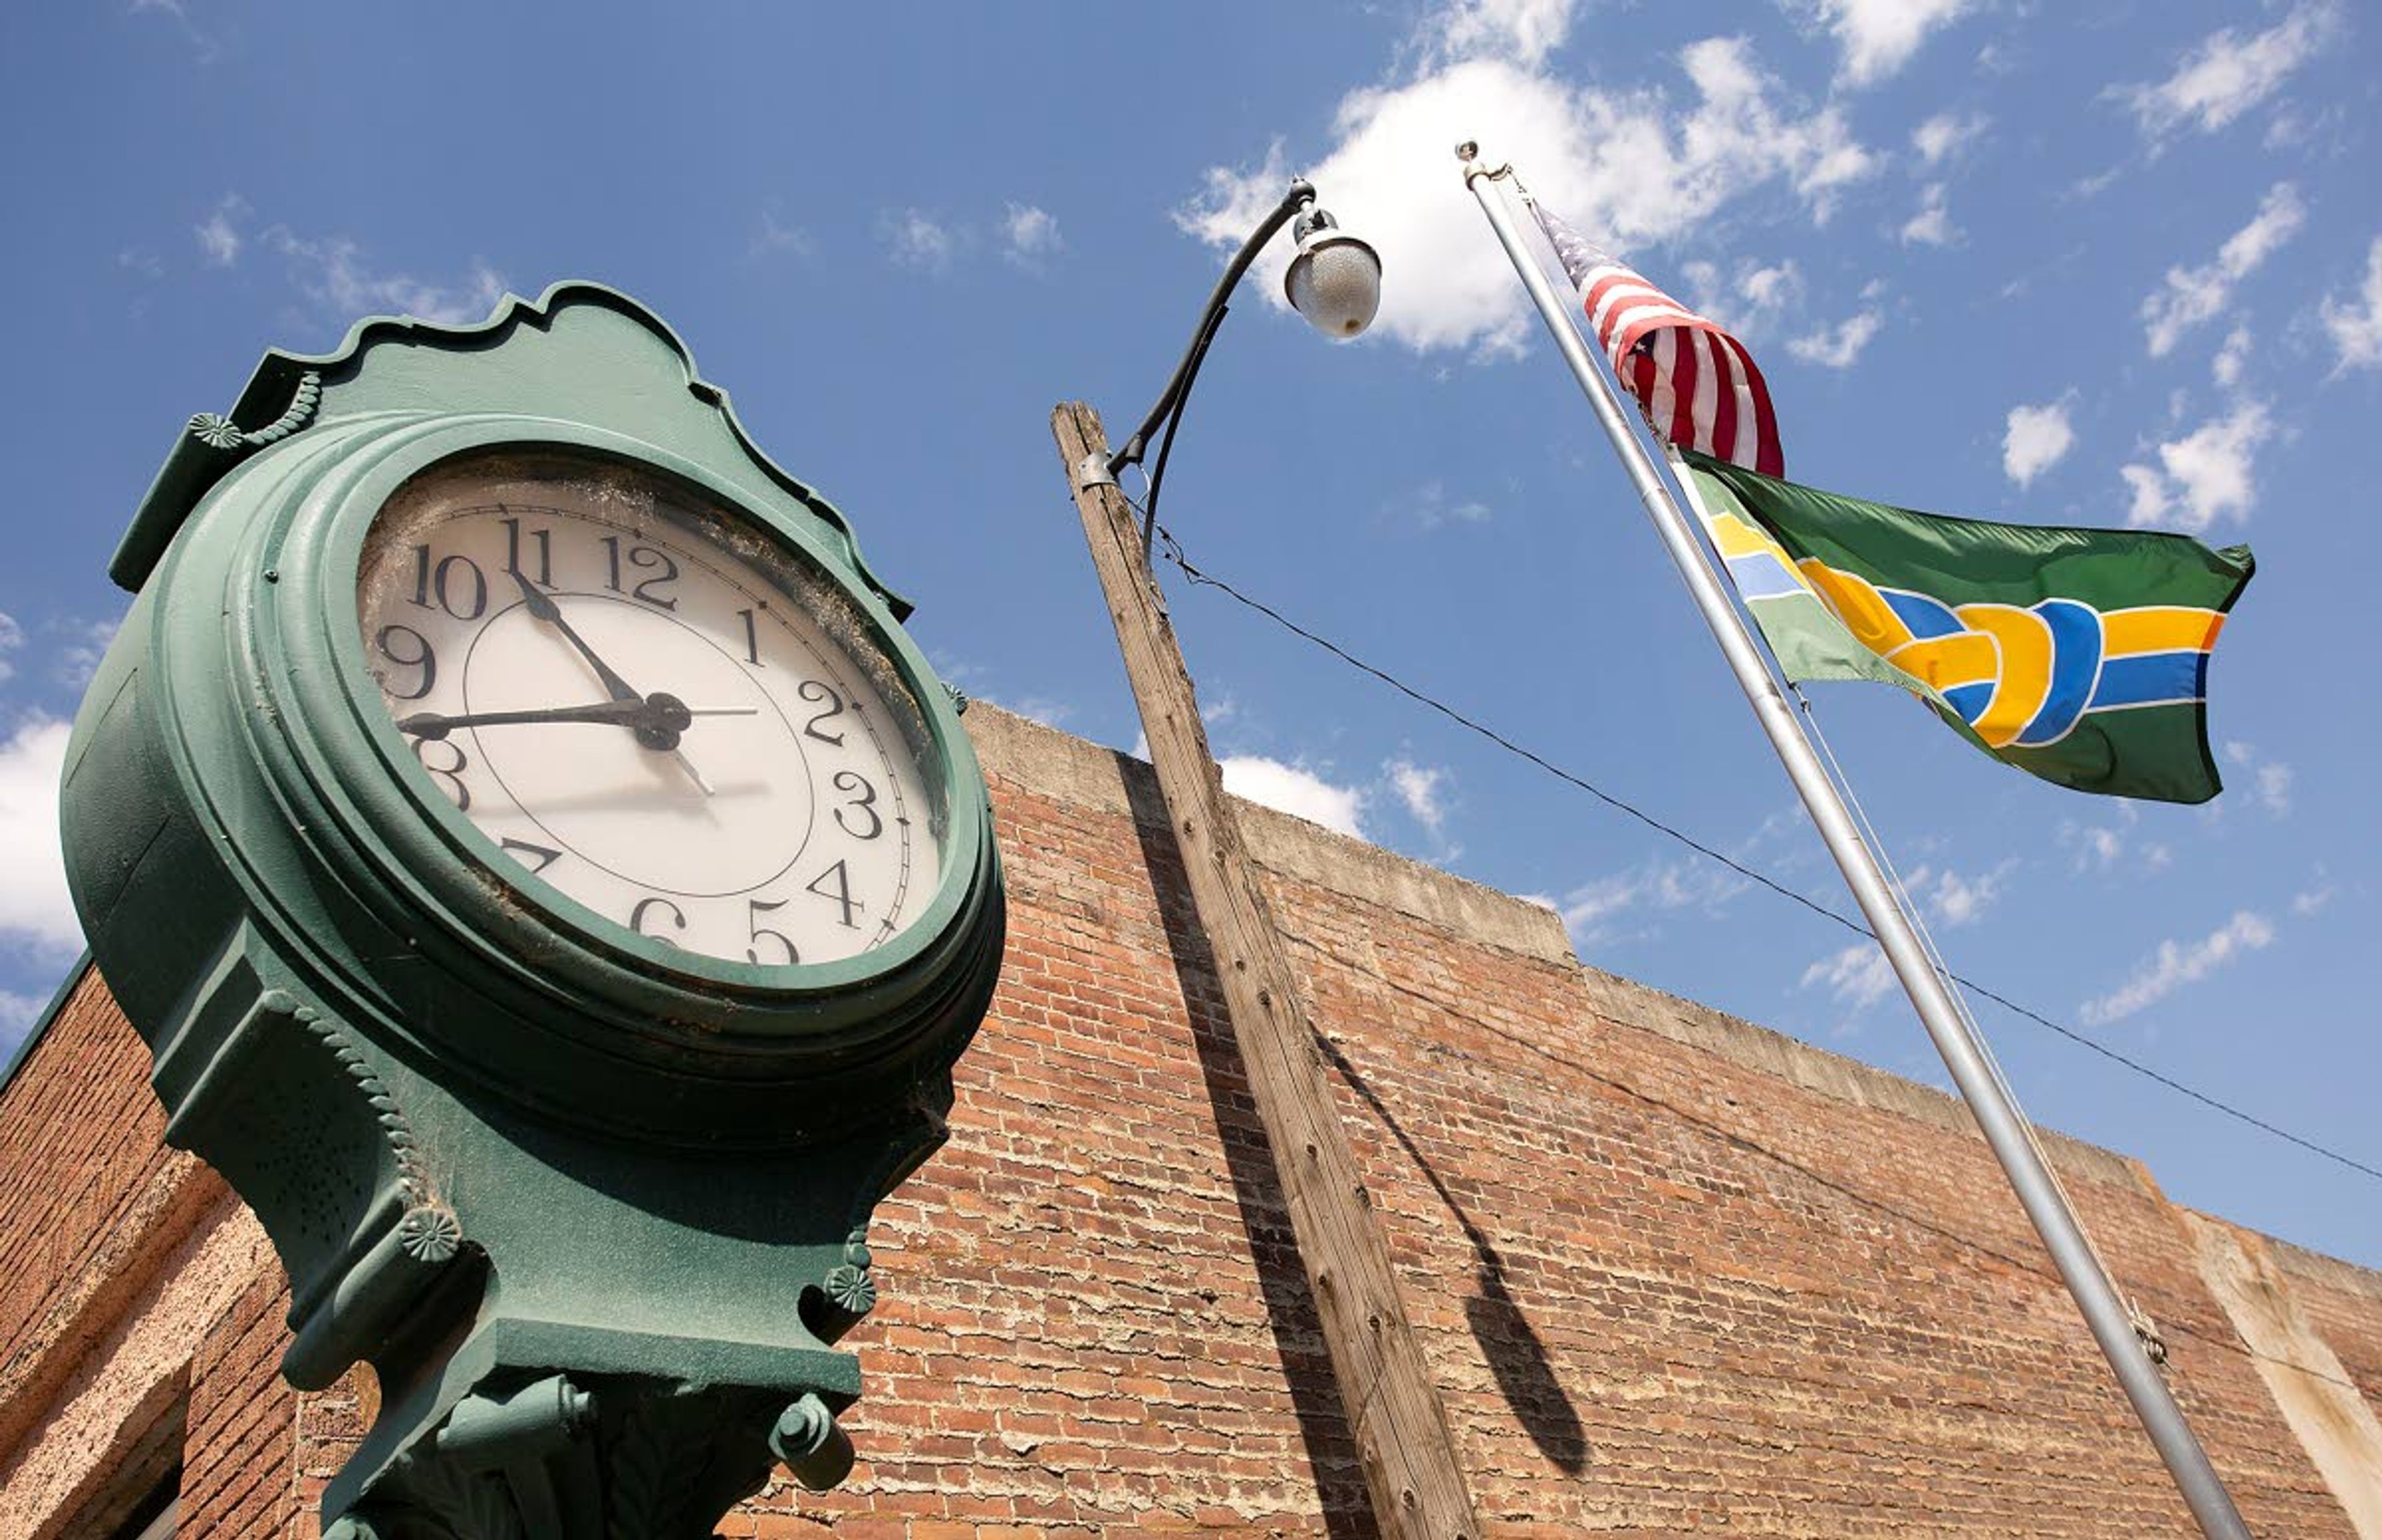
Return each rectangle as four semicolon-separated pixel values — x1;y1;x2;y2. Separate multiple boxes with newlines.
1050;188;1482;1540
1103;179;1380;535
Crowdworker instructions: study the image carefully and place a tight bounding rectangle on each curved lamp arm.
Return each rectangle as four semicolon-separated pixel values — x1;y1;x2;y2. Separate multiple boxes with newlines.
1107;179;1317;477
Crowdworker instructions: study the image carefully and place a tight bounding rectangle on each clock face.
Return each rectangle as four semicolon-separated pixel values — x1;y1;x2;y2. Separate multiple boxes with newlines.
354;450;945;970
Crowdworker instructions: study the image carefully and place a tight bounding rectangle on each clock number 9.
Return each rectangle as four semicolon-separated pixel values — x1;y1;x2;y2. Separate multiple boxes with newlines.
375;624;437;700
831;770;881;840
746;898;799;967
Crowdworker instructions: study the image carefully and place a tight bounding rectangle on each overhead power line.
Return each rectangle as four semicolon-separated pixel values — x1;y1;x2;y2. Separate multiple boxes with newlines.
1139;518;2382;1190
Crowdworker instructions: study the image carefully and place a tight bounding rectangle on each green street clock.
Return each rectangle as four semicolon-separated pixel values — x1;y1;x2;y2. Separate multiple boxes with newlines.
60;284;1006;1538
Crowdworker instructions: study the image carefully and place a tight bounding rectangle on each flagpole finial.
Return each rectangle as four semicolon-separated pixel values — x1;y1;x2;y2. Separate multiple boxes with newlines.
1456;140;1511;185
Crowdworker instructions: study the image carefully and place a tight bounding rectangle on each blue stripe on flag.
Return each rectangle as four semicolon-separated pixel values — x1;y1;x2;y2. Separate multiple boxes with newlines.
1883;590;1964;640
2091;651;2208;710
1942;682;1995;723
1724;553;1808;601
2016;599;2103;746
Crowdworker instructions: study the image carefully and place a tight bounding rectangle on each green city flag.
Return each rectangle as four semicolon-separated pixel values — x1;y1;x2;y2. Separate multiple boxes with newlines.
1682;451;2255;804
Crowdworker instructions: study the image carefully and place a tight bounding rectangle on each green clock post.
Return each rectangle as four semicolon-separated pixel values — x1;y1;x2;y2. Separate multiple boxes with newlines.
58;284;1007;1538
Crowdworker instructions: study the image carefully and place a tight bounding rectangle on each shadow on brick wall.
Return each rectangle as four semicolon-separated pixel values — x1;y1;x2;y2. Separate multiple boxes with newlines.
1126;770;1378;1540
1315;1035;1591;1477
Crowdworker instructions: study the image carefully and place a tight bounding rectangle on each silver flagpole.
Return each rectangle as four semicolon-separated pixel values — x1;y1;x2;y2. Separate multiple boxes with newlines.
1458;144;2253;1539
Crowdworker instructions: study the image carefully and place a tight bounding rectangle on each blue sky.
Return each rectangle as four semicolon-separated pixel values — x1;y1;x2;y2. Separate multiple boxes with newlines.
2;2;2376;1269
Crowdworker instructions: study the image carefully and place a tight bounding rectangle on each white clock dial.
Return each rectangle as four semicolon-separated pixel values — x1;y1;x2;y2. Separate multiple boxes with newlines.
354;452;943;969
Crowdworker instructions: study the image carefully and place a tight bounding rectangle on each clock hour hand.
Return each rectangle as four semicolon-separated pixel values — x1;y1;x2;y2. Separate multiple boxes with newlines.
509;571;641;705
398;697;757;742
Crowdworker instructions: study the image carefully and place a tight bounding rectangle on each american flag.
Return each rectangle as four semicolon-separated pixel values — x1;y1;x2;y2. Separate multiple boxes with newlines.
1532;203;1785;478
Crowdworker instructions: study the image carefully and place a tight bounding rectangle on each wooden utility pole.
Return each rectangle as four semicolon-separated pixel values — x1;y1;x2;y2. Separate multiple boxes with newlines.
1051;403;1481;1540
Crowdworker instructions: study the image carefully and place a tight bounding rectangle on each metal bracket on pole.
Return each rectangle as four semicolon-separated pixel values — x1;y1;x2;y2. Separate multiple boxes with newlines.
1075;453;1118;491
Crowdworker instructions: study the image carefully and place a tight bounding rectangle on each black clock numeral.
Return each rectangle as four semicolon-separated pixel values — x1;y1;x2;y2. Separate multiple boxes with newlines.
831;770;881;840
746;898;798;966
798;680;846;745
407;546;488;620
375;624;437;700
736;607;762;667
499;837;563;875
630;896;687;945
600;537;680;610
500;517;553;587
805;859;862;930
412;737;473;812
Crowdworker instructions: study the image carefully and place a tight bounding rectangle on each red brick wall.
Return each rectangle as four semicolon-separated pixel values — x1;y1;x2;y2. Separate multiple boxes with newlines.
5;708;2380;1537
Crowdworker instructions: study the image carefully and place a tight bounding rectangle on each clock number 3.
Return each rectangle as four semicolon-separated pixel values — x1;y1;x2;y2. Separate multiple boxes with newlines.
832;770;881;839
411;737;472;812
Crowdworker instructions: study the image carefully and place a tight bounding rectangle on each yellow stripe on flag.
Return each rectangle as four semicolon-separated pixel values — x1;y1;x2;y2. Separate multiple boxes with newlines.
2103;607;2225;657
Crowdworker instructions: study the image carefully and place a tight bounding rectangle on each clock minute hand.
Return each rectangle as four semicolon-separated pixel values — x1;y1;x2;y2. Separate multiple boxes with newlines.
507;572;720;797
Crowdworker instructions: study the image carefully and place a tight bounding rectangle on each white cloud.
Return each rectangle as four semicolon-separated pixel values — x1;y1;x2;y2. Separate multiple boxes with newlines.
1899;182;1955;247
885;210;957;272
1557;856;1745;945
0;612;20;684
2221;740;2293;817
1796;0;1973;87
1430;0;1576;69
196;194;246;267
0;989;49;1062
2081;910;2275;1025
2120;399;2273;533
1912;111;1986;166
1802;940;1897;1009
1679;257;1804;339
1219;755;1367;839
1907;861;2011;928
749;212;814;259
2118;2;2340;143
264;229;505;327
1384;759;1449;836
1002;203;1063;267
2211;325;2252;388
1400;478;1492;530
2140;183;2304;358
1177;21;1876;357
2290;881;2334;918
2002;395;2076;487
50;616;121;691
1788;306;1882;368
0;717;81;959
2063;807;2172;876
2319;236;2382;375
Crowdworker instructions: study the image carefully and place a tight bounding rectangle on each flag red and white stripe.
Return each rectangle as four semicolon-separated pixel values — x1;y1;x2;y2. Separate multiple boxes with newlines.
1532;203;1784;478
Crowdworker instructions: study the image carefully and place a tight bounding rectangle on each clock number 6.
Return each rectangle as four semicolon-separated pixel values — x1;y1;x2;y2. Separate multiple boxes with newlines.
832;770;881;839
747;898;799;966
631;896;687;945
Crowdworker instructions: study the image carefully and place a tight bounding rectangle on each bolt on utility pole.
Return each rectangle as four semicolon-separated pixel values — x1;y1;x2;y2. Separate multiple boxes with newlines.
1052;401;1481;1540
